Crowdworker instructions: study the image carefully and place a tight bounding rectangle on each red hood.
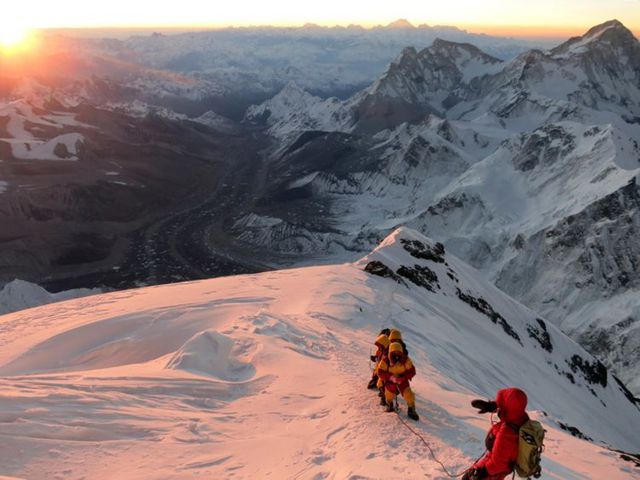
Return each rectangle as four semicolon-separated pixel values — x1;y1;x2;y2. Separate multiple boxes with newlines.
496;388;528;425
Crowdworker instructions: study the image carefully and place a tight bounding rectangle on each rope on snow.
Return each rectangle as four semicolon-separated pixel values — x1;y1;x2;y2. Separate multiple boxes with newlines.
371;279;482;477
394;409;474;478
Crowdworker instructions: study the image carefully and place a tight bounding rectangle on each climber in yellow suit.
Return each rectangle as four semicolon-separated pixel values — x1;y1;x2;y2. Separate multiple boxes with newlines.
368;329;391;389
389;329;401;341
368;330;391;407
377;340;419;421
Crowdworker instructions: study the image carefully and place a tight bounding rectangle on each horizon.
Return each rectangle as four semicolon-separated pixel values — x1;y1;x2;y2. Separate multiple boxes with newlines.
34;19;640;43
1;2;640;479
5;0;640;41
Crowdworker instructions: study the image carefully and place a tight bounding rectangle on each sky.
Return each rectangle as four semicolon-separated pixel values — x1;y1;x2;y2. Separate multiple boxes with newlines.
5;0;640;37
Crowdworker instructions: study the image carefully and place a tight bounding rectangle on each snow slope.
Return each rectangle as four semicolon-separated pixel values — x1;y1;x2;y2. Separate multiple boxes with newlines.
0;228;637;479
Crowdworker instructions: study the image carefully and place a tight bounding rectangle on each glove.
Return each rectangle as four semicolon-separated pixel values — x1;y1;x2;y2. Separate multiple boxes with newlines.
471;399;498;414
462;467;488;480
370;355;378;362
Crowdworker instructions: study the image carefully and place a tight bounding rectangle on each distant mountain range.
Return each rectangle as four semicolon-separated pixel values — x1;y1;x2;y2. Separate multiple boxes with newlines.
33;22;539;116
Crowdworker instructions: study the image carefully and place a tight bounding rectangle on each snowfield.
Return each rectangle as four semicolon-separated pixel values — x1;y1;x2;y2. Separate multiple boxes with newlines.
0;228;638;479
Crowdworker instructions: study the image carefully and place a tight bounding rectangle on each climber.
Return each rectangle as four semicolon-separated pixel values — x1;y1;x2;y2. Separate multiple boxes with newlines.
462;388;530;480
383;328;404;397
367;328;391;390
389;328;409;356
377;341;419;421
389;328;402;343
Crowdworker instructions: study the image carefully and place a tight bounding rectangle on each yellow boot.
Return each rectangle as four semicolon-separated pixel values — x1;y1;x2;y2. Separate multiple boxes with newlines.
402;387;419;421
385;390;396;412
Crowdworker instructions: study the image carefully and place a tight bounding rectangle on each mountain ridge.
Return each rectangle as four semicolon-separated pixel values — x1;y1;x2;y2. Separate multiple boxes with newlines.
0;227;638;478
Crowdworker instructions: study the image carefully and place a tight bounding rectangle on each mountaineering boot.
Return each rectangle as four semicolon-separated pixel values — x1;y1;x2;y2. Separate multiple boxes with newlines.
367;377;378;389
407;406;419;421
385;401;395;413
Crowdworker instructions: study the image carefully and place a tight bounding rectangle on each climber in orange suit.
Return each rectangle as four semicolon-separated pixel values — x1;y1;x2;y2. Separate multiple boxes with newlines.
377;341;419;421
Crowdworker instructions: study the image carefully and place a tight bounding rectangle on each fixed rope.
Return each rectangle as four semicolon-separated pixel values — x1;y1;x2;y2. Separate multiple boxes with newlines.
394;409;473;478
372;283;481;478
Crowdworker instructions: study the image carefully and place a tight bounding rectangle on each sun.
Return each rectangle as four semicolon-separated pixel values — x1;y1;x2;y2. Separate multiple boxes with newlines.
0;24;30;51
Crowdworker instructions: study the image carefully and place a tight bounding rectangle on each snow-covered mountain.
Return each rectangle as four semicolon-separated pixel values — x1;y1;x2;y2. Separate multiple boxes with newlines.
245;82;352;141
0;279;99;316
241;20;640;393
248;20;640;136
85;22;536;100
244;39;506;137
0;228;637;479
350;40;504;133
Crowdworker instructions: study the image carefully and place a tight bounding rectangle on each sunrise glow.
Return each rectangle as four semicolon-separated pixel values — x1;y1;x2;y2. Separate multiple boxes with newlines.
3;0;640;38
0;24;30;51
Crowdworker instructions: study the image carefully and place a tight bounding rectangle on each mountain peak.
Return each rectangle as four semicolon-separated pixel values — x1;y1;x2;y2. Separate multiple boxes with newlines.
394;46;419;62
386;19;414;29
551;19;638;56
581;19;637;43
278;81;310;98
584;19;627;36
430;38;502;63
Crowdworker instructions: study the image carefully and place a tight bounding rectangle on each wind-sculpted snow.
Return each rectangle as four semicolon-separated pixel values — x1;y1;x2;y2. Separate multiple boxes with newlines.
0;228;638;479
166;331;256;381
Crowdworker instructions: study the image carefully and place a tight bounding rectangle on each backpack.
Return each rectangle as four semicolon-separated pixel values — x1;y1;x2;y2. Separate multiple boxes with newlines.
514;420;545;478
